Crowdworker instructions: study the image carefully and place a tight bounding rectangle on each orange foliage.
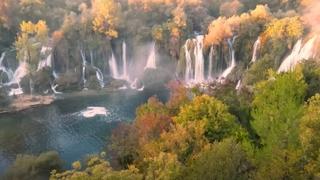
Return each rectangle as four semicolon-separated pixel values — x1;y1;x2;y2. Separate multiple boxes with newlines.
205;5;271;47
52;30;64;45
166;80;189;115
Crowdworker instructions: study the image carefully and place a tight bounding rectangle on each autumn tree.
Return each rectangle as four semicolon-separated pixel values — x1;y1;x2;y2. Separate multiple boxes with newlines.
262;16;304;45
50;154;143;180
15;20;49;67
174;95;241;142
92;0;120;38
144;152;182;180
142;121;208;164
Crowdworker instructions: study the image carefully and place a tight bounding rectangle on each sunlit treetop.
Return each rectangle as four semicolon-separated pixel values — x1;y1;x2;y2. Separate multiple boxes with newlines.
19;0;44;6
128;0;202;11
205;5;271;46
262;16;304;41
92;0;119;38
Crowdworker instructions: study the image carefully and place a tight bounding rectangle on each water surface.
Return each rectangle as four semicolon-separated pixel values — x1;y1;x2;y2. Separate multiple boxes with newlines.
0;89;168;174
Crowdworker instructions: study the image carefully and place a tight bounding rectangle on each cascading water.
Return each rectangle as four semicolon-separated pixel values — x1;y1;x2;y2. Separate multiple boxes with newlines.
93;67;104;88
194;35;205;82
51;84;62;94
81;50;104;87
184;39;193;82
121;41;129;81
208;46;214;80
109;52;120;79
53;71;59;79
298;36;318;61
0;52;14;83
183;35;205;84
278;36;318;73
219;36;237;79
251;37;261;63
8;60;29;96
235;80;242;90
37;46;52;71
80;50;87;84
144;42;157;70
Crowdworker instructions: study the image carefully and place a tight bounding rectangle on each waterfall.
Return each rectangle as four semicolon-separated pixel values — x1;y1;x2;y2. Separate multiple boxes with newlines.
208;46;214;80
144;42;157;70
37;46;52;71
184;39;193;82
235;80;241;90
9;61;29;85
298;36;318;60
51;84;62;94
121;41;129;81
53;71;59;79
109;52;120;79
89;50;104;88
219;36;237;79
251;37;261;63
8;61;29;96
194;35;205;82
278;36;318;73
80;49;87;84
130;78;138;89
183;35;206;84
81;50;104;87
0;52;14;83
94;67;104;87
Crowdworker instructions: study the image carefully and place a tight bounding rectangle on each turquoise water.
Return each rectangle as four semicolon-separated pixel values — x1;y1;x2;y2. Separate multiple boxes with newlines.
0;89;168;173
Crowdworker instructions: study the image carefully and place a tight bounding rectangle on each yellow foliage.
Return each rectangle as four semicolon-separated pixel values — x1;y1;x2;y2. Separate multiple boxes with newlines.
92;0;119;38
19;0;44;6
264;16;304;40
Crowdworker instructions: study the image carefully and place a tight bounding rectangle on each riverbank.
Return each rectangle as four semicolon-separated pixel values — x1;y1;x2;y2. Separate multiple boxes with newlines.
0;95;55;114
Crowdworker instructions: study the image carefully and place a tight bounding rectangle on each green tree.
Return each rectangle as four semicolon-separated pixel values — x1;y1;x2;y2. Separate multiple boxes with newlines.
5;151;62;180
183;138;252;180
252;70;306;148
251;70;307;179
50;155;143;180
300;94;320;177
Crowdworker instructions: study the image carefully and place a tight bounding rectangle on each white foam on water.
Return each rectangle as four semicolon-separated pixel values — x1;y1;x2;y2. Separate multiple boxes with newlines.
80;107;109;118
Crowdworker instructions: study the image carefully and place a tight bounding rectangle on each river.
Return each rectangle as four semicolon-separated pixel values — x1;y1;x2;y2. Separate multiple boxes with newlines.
0;88;169;174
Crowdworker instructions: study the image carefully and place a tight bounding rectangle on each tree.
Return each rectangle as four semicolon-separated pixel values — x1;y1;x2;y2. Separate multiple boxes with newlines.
183;138;252;180
142;121;208;164
251;70;306;148
300;94;320;177
5;151;63;180
50;155;143;180
174;95;240;142
92;0;120;38
251;70;307;179
15;20;49;67
144;152;182;180
262;16;304;45
165;80;190;116
301;60;320;99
